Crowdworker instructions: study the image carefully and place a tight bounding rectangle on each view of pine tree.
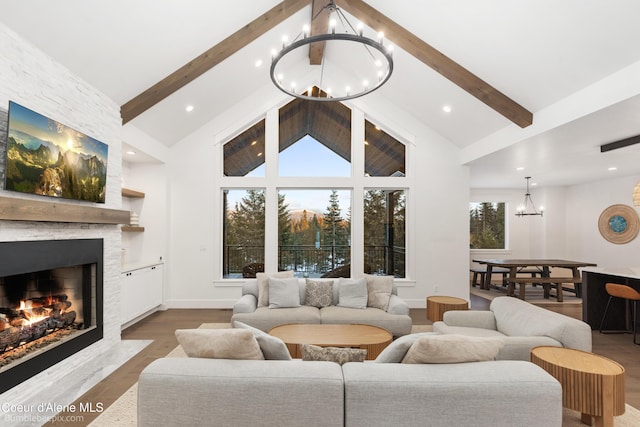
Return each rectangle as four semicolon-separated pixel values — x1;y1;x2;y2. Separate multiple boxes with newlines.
364;190;406;276
278;193;291;246
227;190;266;248
470;202;505;249
323;190;349;247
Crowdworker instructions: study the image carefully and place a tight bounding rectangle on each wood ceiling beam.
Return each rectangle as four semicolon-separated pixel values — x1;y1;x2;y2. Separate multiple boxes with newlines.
336;0;533;128
600;134;640;152
309;0;330;65
120;0;311;125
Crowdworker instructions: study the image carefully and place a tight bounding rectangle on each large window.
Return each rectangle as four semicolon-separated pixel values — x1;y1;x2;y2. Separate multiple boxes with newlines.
278;189;351;277
223;189;265;277
220;98;410;279
470;202;506;249
364;189;405;277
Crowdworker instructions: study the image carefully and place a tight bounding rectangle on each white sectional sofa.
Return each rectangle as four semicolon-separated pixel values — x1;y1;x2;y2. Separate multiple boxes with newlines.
138;358;563;427
231;276;413;337
433;296;592;360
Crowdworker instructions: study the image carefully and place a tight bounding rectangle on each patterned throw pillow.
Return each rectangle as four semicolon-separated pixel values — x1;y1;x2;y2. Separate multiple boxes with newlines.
305;279;334;307
300;344;367;365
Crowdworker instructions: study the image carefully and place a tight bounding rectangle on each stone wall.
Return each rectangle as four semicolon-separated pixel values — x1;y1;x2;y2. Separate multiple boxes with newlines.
0;21;123;401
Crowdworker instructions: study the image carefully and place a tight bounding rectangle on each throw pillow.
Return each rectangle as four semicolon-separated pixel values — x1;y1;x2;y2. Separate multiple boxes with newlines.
401;334;504;364
374;332;439;363
268;278;301;308
305;279;334;308
175;328;264;360
337;278;368;309
257;271;294;307
300;344;367;365
232;321;292;360
364;274;393;311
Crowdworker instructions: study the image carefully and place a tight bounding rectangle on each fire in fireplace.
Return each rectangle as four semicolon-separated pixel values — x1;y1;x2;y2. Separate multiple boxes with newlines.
0;239;103;394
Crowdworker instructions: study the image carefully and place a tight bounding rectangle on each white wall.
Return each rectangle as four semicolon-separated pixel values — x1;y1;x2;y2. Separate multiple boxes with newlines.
164;85;471;308
565;174;640;267
0;22;123;401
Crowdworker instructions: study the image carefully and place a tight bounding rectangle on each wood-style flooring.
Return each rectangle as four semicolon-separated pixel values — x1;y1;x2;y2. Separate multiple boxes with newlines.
44;294;640;426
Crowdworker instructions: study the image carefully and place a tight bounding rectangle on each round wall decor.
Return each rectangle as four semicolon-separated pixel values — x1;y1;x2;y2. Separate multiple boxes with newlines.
598;204;640;244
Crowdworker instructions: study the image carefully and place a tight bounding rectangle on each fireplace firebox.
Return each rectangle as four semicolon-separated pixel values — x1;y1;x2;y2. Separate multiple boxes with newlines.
0;239;103;394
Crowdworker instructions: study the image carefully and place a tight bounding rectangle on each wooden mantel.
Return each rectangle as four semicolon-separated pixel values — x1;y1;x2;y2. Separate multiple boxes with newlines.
0;195;130;224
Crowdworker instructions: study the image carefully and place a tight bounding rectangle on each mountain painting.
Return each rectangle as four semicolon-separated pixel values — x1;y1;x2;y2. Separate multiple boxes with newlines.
5;101;108;203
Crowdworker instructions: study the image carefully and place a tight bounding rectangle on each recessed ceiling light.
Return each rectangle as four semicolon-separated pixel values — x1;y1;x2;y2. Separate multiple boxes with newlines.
608;166;617;171
442;105;452;113
126;150;136;155
516;167;524;171
185;105;194;112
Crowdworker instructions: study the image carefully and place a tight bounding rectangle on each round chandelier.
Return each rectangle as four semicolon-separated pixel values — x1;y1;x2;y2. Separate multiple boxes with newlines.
270;1;394;102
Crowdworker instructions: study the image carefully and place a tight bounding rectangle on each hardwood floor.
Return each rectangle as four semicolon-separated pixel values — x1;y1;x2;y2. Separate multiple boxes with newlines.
45;295;640;425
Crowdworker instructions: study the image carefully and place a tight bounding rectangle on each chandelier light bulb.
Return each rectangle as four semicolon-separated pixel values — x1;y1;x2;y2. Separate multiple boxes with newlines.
271;48;278;58
357;22;364;36
302;24;310;37
345;85;351;94
363;80;369;89
377;31;385;42
277;73;284;83
329;19;337;34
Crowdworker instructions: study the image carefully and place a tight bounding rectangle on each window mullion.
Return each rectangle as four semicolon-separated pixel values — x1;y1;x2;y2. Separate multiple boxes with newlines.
264;109;279;271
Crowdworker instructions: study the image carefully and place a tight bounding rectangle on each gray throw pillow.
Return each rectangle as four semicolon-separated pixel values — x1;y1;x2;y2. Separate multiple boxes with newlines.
337;278;368;309
364;274;393;311
268;277;301;308
401;334;504;364
300;344;367;365
233;321;292;360
257;271;295;307
305;279;334;307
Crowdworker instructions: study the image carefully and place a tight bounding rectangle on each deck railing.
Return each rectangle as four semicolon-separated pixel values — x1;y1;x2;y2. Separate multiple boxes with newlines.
224;244;405;277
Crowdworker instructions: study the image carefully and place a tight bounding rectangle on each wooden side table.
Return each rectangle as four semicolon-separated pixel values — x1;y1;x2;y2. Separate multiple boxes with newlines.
530;346;625;427
426;296;468;322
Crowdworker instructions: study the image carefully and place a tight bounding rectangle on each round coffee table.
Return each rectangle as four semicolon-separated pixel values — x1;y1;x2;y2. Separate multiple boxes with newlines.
268;324;392;360
530;346;625;427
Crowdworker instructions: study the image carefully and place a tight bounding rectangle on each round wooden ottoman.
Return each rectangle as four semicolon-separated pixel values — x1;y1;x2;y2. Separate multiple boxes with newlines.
530;346;625;427
426;295;468;322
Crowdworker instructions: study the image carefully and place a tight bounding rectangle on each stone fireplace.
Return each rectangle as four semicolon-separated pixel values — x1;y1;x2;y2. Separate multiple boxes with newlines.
0;239;103;394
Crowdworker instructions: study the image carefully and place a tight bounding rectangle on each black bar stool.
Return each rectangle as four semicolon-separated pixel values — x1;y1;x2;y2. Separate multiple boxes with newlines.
599;282;640;345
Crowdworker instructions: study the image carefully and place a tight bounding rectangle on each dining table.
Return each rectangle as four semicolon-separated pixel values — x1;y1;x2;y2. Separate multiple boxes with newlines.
473;259;597;301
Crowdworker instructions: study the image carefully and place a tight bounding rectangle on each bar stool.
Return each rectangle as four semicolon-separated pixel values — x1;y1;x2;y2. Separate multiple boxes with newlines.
599;282;640;345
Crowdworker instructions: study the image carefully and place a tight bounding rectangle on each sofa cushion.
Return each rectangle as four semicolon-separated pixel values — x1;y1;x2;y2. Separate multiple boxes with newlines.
364;274;393;311
268;278;301;308
233;321;292;360
175;328;264;360
337;278;368;309
401;334;504;364
257;270;294;307
301;344;367;365
374;332;439;363
305;279;334;308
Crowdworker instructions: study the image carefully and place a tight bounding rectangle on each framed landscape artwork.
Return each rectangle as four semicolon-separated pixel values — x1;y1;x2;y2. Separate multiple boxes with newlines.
4;101;108;203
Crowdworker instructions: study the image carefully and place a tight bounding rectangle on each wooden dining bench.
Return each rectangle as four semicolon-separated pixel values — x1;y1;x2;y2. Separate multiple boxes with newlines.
470;267;541;289
505;277;583;302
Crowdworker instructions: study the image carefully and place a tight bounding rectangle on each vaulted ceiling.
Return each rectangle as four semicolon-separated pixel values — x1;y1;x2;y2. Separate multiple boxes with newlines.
2;0;640;189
